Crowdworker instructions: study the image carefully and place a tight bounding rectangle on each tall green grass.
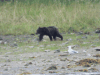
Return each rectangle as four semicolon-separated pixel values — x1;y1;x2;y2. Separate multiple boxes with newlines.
0;0;100;35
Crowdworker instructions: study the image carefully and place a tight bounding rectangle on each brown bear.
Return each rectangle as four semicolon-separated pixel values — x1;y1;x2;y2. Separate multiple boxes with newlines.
36;26;63;41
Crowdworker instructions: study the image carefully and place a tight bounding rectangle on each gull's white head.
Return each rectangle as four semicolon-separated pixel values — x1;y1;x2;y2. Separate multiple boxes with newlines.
68;46;72;49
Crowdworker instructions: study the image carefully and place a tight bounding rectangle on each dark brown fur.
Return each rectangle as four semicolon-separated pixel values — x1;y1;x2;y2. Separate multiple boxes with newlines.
36;26;63;41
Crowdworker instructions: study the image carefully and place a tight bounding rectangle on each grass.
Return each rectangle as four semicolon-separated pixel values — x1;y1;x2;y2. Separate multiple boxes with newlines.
0;0;100;35
0;32;100;55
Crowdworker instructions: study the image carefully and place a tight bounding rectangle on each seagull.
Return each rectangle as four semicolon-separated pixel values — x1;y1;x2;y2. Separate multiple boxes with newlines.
68;46;78;54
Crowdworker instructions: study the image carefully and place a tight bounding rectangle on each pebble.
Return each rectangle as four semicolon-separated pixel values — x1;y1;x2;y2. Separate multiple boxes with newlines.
0;41;7;44
47;65;57;70
49;71;56;73
82;36;87;39
67;38;72;41
4;68;8;71
44;50;50;52
39;45;44;47
63;51;68;53
54;49;60;53
24;62;32;66
95;49;100;51
59;54;68;56
61;66;65;69
60;58;66;61
10;43;18;47
0;37;3;40
6;59;11;62
95;29;100;33
29;46;34;48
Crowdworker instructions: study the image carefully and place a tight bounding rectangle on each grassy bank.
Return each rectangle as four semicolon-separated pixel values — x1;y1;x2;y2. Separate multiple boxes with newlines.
0;0;100;35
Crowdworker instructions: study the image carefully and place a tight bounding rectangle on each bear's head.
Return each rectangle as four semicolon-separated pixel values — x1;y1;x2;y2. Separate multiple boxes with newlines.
36;27;46;34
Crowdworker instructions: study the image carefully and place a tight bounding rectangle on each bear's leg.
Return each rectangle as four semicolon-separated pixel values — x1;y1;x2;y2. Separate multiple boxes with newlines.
39;34;43;41
57;34;63;40
53;35;56;40
48;34;52;41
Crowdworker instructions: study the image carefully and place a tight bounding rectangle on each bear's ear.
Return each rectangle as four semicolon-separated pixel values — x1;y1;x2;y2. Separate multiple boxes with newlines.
39;27;41;29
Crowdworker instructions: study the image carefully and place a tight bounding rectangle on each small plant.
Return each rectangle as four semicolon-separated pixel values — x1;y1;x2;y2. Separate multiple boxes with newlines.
93;54;100;57
78;69;88;72
18;72;31;75
76;58;100;66
89;68;98;71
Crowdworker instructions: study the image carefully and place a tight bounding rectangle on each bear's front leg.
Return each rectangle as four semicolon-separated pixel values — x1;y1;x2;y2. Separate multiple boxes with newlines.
39;34;43;41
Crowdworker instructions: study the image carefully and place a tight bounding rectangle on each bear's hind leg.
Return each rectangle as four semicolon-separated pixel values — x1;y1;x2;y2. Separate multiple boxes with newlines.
53;35;56;40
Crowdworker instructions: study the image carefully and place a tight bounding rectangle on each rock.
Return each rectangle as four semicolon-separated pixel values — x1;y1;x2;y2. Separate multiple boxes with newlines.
93;54;100;57
29;46;34;48
5;52;11;54
78;69;88;72
83;50;86;53
95;29;100;33
44;50;50;52
24;63;29;66
99;35;100;40
6;59;11;62
18;72;31;75
29;56;36;58
49;71;56;73
87;54;91;56
4;68;8;71
84;32;90;35
47;65;57;70
24;62;32;66
61;66;65;69
91;44;96;47
61;42;69;46
59;54;68;56
60;58;66;61
54;49;60;53
89;68;98;72
10;43;18;47
95;49;100;51
31;34;34;35
39;45;44;47
67;38;72;41
0;41;7;45
0;41;5;44
3;64;7;66
84;63;91;67
5;55;8;57
82;36;87;39
19;59;23;61
68;45;79;48
28;62;32;64
0;37;2;40
63;51;68;53
0;41;2;44
77;31;83;35
4;42;7;44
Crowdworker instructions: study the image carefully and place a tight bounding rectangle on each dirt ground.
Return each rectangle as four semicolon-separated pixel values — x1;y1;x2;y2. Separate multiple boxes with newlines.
0;34;100;75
